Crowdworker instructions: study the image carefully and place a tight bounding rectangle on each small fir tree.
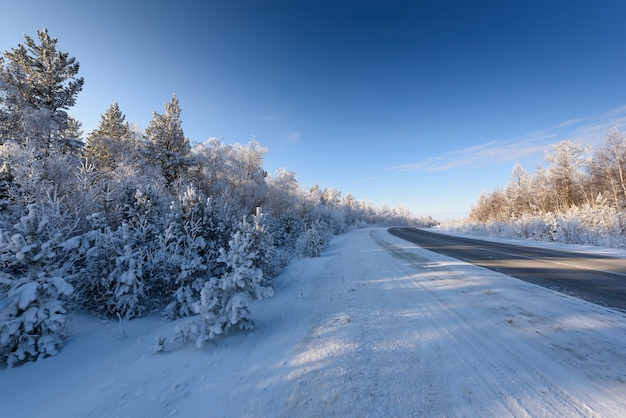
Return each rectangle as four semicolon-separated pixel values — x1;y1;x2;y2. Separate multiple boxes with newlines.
176;215;273;348
162;186;214;319
0;204;74;367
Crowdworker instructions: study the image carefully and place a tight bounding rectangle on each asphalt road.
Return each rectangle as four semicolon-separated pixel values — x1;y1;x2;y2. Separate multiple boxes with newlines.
388;227;626;311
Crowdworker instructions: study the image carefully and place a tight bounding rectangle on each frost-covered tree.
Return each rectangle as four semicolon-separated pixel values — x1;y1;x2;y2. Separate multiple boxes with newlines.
145;94;190;188
505;163;535;216
162;187;235;319
72;187;165;319
85;103;134;172
0;161;14;207
176;215;273;348
265;168;304;217
72;222;144;320
247;207;278;281
590;128;626;209
270;210;306;263
298;218;333;258
191;138;268;212
0;204;74;367
545;141;590;210
0;29;84;152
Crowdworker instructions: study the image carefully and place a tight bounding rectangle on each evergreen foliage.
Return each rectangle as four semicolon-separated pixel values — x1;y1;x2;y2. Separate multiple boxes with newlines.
145;94;190;187
0;28;84;152
84;102;133;172
180;215;274;348
0;205;73;367
162;186;234;319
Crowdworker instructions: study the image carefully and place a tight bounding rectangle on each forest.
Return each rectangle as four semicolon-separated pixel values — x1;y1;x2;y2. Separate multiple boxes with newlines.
0;29;431;367
445;134;626;248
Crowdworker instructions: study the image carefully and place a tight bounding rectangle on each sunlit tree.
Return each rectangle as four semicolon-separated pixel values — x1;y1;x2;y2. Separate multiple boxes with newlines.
85;102;134;172
590;128;626;209
0;29;84;153
145;94;190;188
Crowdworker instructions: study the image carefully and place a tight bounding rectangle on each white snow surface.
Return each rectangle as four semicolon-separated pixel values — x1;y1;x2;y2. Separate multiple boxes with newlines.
2;227;626;417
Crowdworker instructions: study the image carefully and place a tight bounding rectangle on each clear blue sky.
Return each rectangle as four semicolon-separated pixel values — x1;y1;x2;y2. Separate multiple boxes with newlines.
3;1;626;219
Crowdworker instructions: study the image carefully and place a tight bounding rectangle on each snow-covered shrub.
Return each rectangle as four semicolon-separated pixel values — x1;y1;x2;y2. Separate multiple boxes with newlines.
162;188;236;319
0;162;14;210
0;205;74;367
176;216;273;348
73;222;145;320
440;203;626;249
298;219;333;258
248;207;279;281
269;210;305;266
71;186;164;320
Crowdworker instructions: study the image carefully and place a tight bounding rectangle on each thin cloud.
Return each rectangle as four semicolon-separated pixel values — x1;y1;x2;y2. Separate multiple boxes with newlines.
354;176;380;183
389;105;626;173
260;113;281;122
285;131;301;143
390;137;552;173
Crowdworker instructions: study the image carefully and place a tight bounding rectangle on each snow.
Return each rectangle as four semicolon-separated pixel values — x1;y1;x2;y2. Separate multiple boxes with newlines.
2;227;626;417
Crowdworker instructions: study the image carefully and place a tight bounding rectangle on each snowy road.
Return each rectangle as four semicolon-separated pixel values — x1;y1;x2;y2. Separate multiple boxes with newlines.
279;228;626;417
389;227;626;310
2;228;626;417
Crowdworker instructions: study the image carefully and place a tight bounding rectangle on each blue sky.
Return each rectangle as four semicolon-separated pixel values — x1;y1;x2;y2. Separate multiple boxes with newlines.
3;1;626;219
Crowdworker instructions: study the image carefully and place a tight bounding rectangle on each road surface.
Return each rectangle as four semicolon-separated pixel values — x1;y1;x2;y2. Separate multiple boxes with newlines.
389;227;626;311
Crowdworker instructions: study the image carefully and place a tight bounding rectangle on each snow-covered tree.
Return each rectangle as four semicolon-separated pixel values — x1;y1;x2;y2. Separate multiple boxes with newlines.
269;210;306;264
0;161;14;207
590;128;626;209
144;94;190;188
191;138;268;212
176;215;273;347
265;168;305;217
162;187;234;319
0;29;84;153
545;141;590;211
73;220;146;320
85;102;134;172
0;204;74;367
247;207;278;281
298;218;333;258
72;186;165;319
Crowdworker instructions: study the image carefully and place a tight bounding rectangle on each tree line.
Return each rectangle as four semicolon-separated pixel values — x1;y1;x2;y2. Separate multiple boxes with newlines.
456;134;626;247
0;29;432;366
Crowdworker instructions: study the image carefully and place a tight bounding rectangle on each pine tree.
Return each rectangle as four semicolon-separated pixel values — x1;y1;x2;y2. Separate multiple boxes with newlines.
174;214;273;348
59;116;83;155
145;94;191;187
299;218;332;258
73;187;163;319
74;223;144;319
162;187;214;319
192;217;274;347
0;29;84;152
162;187;238;319
85;103;133;172
248;207;278;280
0;204;74;366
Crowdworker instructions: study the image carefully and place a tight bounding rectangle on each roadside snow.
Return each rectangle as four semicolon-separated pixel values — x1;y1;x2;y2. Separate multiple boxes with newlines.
1;227;625;417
